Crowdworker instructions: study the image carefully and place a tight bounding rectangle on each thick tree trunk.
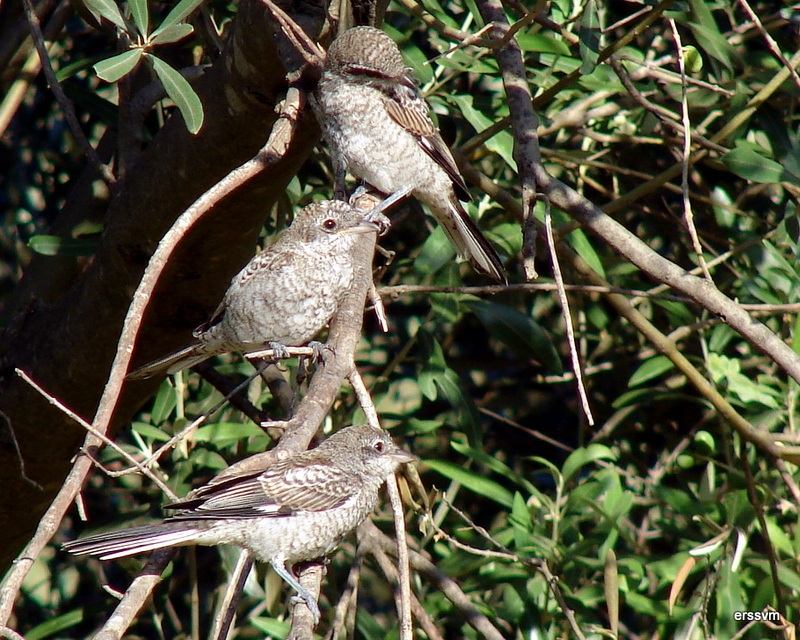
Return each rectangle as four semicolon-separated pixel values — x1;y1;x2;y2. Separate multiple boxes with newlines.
0;0;326;571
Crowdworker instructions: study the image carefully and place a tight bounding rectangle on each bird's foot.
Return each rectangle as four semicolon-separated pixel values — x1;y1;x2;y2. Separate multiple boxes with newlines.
267;341;291;361
272;561;322;626
308;340;334;364
289;590;322;626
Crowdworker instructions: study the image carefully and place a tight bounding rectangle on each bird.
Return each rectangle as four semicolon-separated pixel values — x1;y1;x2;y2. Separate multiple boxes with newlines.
128;200;382;379
315;26;507;284
63;424;416;624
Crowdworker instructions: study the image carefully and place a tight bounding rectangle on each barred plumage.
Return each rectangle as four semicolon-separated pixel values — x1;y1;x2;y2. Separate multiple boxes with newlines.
64;425;416;623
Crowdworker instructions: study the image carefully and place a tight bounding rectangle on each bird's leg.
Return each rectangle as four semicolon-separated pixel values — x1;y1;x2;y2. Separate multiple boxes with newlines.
332;154;349;201
296;341;332;386
368;283;388;332
308;340;333;363
267;341;291;361
270;560;321;625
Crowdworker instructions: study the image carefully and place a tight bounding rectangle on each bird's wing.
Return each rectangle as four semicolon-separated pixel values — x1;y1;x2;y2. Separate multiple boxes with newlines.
164;463;358;520
194;299;227;335
381;83;471;202
193;247;294;336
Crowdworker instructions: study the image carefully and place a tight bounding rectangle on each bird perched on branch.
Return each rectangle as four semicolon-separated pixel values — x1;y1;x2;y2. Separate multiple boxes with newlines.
315;26;506;283
63;425;416;624
128;199;384;379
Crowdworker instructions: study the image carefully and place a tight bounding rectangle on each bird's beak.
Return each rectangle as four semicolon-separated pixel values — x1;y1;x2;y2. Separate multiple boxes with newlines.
390;450;418;465
338;219;382;235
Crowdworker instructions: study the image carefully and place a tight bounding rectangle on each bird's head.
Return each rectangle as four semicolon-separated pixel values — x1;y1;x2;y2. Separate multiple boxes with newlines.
325;26;410;84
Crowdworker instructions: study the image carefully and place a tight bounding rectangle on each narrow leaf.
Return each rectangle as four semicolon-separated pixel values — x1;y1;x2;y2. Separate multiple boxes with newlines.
26;609;83;640
562;444;616;484
94;49;143;83
82;0;127;31
628;355;675;387
28;235;100;256
669;555;696;614
467;299;563;373
687;0;735;70
722;147;784;184
147;54;204;134
604;549;619;637
151;0;206;37
150;23;194;45
128;0;149;37
424;460;514;507
578;0;601;74
433;369;482;445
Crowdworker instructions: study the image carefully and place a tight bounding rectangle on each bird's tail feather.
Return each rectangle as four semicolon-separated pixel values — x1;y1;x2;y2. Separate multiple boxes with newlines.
63;523;201;560
444;201;507;284
127;345;211;380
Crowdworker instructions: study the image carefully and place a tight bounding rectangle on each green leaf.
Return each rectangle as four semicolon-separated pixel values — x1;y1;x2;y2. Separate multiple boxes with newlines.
131;421;171;442
489;221;523;258
416;226;456;277
722;147;784;184
687;0;734;71
28;235;100;256
707;353;781;408
150;23;194;45
82;0;127;30
151;0;206;38
433;369;482;445
516;33;571;55
26;609;83;640
510;491;533;533
417;370;437;401
250;617;291;637
449;94;516;170
566;226;605;279
578;0;601;74
129;0;149;37
146;54;204;134
467;299;563;374
418;328;448;370
94;48;143;83
628;355;675;387
194;422;269;447
562;444;616;483
425;459;513;507
452;440;536;493
150;382;178;424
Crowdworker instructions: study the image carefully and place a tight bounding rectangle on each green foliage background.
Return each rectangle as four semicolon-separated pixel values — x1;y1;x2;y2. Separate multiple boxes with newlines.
3;0;799;638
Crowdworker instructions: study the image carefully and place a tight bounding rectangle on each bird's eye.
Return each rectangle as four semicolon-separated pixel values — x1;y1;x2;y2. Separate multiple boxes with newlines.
373;439;386;453
322;218;337;231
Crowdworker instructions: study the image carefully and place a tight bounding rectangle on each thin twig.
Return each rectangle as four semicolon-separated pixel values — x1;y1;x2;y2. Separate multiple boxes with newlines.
736;0;800;91
323;548;361;640
669;19;711;280
0;408;41;490
348;369;380;429
211;552;255;640
16;368;175;498
20;0;115;186
386;475;412;640
358;525;445;640
381;281;690;302
366;520;506;640
258;0;325;67
93;549;176;640
543;201;594;425
740;442;786;614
